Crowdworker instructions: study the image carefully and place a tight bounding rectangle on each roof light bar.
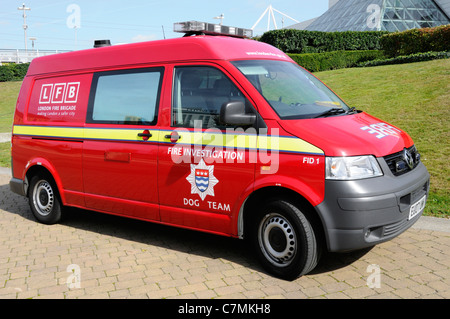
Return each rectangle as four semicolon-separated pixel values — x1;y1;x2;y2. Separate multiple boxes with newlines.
174;21;253;38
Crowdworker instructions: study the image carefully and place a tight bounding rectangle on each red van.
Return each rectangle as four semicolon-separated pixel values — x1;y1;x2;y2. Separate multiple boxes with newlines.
10;22;430;279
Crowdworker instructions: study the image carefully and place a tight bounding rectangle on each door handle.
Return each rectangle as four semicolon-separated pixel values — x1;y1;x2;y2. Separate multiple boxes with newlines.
138;130;152;141
165;131;181;142
138;132;152;138
164;134;180;140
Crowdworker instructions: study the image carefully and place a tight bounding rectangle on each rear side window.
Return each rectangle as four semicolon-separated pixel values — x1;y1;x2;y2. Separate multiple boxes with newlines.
87;67;163;125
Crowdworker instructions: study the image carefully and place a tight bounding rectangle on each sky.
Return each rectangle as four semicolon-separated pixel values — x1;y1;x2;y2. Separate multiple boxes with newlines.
0;0;329;51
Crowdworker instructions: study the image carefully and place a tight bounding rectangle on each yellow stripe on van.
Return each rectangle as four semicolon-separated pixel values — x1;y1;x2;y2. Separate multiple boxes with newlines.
83;128;158;142
13;125;84;139
276;136;323;155
12;125;159;142
13;125;323;155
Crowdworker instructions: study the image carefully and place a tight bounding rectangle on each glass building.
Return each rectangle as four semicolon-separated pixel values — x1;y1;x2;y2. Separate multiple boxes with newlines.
290;0;450;32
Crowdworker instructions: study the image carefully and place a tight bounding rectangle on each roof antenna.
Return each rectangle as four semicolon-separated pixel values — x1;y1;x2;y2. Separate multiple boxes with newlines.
162;25;166;39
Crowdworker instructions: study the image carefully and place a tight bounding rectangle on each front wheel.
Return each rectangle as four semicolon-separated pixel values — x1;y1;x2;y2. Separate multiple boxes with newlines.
250;200;320;280
28;174;63;224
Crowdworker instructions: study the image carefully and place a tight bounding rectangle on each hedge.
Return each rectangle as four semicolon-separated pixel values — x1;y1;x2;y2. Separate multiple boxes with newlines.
288;50;385;72
259;29;388;53
0;63;29;82
381;24;450;57
357;51;450;67
0;66;14;82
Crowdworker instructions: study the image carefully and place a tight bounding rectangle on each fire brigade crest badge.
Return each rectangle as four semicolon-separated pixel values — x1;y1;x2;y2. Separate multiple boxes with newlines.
186;159;219;200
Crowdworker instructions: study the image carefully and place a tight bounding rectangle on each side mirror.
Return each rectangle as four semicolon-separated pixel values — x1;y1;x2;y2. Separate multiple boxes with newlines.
220;101;256;126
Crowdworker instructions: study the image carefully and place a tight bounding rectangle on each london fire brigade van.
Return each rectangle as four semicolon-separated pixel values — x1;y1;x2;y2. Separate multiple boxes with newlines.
10;21;430;280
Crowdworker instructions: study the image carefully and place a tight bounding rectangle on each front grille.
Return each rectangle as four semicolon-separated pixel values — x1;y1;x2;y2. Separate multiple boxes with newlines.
384;145;420;176
383;218;409;237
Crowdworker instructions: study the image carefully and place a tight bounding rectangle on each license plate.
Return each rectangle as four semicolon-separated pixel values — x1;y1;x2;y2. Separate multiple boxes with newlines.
409;195;426;220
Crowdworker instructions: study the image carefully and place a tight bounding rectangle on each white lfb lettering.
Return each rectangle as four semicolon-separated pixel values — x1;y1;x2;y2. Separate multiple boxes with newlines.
65;82;80;102
55;87;63;99
43;87;50;100
39;84;53;103
68;86;76;98
52;84;66;103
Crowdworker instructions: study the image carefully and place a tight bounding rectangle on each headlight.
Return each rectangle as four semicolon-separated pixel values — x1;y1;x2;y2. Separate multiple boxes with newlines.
326;156;383;180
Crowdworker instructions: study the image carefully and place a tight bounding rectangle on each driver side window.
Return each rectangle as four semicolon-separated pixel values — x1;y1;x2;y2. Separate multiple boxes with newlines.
172;66;250;129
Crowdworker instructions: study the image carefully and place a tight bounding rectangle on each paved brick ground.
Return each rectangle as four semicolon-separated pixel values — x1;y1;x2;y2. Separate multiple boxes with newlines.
0;172;449;299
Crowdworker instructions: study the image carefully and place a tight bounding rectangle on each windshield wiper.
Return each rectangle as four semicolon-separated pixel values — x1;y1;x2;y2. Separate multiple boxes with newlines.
314;108;346;118
314;107;358;118
346;107;358;114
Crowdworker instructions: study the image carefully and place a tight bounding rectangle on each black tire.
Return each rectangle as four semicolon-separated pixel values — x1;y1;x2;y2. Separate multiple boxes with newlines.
250;199;319;280
28;174;62;224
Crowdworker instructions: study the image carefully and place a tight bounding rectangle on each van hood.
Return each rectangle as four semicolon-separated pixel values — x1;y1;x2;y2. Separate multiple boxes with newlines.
279;112;413;157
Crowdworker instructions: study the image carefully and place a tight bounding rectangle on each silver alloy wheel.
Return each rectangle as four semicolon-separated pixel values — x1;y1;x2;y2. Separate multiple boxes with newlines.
32;180;55;217
258;213;297;267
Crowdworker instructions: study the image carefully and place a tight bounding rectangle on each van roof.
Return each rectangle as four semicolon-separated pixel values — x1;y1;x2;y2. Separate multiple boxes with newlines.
26;36;292;76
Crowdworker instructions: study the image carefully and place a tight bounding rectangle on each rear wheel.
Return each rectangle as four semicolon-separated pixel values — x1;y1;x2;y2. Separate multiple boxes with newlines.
28;174;62;224
250;199;319;280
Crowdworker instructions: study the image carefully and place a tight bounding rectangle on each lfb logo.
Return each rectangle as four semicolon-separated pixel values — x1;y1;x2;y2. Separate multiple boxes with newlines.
39;82;80;104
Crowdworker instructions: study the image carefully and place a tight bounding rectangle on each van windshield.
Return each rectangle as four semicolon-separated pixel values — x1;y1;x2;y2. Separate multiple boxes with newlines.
232;60;351;119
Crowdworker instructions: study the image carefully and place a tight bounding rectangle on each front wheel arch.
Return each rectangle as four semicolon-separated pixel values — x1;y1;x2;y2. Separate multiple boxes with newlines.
242;187;325;246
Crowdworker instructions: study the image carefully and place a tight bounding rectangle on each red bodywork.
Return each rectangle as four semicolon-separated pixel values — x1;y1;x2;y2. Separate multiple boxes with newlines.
11;36;413;238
